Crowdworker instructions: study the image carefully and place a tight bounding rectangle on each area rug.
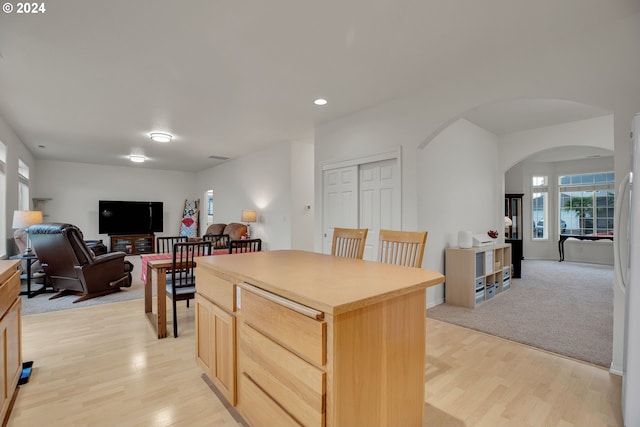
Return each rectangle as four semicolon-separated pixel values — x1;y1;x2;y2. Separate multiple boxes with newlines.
20;255;150;316
427;260;613;367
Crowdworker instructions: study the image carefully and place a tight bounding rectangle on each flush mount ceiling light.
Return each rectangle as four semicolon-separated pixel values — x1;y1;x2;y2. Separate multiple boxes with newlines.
314;98;328;106
129;154;146;163
150;132;173;143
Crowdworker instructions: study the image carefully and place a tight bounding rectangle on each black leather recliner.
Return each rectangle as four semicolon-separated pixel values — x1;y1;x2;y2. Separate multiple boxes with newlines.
28;223;133;303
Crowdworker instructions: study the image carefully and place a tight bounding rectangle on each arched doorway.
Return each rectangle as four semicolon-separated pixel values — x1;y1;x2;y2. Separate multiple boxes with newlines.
423;98;615;367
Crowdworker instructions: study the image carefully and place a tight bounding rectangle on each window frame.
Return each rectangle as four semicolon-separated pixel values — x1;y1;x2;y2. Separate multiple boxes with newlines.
18;158;30;211
532;176;548;240
558;172;614;236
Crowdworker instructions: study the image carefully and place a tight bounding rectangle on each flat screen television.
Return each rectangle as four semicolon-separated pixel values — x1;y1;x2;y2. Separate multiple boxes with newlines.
99;200;163;235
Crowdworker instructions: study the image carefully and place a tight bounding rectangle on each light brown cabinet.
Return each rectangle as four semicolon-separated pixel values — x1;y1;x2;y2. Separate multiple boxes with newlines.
110;234;155;254
195;250;445;427
0;260;21;423
445;244;512;308
195;267;237;405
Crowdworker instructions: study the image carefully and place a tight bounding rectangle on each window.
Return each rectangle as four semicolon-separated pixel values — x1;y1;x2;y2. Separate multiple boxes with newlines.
18;159;29;210
532;176;548;239
558;172;614;236
0;142;5;256
206;189;213;224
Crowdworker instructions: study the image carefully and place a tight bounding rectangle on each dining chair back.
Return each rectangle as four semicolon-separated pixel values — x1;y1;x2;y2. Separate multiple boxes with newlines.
229;238;262;254
377;229;428;268
157;235;188;254
331;227;368;259
166;241;212;337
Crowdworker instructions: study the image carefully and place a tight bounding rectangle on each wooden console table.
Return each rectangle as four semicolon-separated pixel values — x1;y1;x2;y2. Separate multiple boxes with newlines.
558;234;614;261
110;234;155;254
194;250;445;427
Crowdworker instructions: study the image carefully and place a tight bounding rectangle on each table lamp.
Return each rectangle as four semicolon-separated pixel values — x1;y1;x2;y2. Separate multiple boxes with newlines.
241;209;257;238
12;210;43;255
504;216;513;227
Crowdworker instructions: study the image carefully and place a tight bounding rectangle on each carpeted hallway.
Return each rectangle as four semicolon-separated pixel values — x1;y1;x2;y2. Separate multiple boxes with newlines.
427;259;613;367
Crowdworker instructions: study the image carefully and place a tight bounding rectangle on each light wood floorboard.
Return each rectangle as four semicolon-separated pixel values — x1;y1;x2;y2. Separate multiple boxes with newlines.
425;319;623;427
8;299;623;426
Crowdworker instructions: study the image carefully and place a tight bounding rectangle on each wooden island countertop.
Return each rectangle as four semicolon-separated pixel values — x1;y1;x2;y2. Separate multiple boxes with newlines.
194;249;445;427
195;249;444;315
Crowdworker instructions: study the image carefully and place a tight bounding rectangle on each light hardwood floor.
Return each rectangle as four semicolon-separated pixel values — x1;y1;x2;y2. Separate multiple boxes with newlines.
9;298;623;427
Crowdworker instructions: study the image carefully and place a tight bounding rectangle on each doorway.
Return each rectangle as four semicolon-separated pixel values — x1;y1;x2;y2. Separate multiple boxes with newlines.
322;153;401;260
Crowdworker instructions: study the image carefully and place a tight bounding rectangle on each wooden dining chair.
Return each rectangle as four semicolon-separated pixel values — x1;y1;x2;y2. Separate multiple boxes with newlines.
331;227;368;259
377;229;428;268
229;238;262;254
157;235;188;254
166;241;211;338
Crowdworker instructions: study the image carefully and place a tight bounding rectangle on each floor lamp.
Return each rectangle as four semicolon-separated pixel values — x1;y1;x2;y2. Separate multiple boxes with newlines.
12;210;43;255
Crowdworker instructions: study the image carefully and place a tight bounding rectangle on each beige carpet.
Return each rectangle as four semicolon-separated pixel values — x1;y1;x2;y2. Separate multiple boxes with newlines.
20;255;149;316
427;260;613;367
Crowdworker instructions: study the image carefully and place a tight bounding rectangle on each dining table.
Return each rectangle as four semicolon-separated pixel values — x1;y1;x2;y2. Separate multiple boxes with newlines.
142;249;229;339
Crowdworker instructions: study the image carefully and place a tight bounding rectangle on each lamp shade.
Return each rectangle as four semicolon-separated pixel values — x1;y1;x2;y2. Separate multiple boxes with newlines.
12;210;43;229
241;210;257;223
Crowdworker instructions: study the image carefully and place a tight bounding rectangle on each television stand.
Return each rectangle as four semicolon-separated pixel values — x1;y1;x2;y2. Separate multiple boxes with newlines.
110;234;155;255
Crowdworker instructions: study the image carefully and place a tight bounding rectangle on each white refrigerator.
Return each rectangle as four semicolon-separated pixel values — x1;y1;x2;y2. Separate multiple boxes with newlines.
621;113;640;426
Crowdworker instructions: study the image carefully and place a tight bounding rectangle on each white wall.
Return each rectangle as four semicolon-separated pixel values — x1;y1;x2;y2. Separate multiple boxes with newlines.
314;106;423;252
418;119;500;307
196;142;314;250
314;12;640;374
499;115;614;172
30;140;314;254
33;160;196;243
0;116;37;256
290;140;315;251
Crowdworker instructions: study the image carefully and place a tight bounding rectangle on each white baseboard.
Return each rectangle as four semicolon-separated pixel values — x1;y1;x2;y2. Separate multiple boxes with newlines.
426;298;444;309
610;363;623;376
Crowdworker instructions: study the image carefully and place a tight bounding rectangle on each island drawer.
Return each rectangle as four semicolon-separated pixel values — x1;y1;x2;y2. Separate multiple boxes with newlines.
239;283;326;366
0;269;19;320
239;373;301;427
195;267;235;312
239;323;325;427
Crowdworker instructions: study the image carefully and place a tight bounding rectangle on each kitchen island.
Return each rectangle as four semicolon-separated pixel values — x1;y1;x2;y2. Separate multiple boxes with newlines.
195;250;445;427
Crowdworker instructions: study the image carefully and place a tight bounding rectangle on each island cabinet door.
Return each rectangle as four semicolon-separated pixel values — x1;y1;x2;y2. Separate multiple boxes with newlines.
236;285;326;427
195;294;236;405
0;265;20;422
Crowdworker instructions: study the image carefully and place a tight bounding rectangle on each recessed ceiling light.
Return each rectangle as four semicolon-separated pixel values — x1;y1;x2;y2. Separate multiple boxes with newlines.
314;98;328;106
129;154;146;163
150;132;172;143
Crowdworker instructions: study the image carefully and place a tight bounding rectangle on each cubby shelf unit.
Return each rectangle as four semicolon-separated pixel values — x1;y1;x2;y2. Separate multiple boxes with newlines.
445;243;512;308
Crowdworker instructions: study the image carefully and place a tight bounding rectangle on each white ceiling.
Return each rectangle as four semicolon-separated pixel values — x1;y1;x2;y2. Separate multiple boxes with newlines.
0;0;636;172
463;99;610;136
524;146;614;163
